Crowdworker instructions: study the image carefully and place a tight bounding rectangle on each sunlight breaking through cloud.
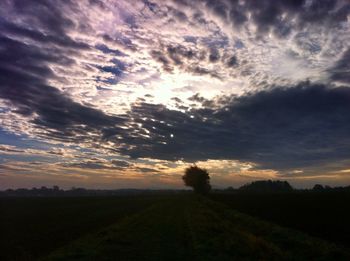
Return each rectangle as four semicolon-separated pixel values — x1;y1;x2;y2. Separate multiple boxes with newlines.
1;0;350;188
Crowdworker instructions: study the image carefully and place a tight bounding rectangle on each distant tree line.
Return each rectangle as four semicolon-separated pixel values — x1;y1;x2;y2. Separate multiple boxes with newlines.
222;180;350;193
1;181;350;197
239;180;293;193
0;186;186;197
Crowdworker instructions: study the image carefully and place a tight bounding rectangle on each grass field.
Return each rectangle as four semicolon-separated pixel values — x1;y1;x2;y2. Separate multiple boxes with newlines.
211;191;350;249
0;196;156;261
1;193;350;260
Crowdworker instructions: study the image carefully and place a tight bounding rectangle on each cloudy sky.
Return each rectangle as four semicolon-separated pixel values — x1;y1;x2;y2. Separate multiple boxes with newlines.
1;0;350;189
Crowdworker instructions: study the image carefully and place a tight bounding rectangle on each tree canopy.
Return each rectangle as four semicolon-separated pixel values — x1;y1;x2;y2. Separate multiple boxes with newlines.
182;165;211;195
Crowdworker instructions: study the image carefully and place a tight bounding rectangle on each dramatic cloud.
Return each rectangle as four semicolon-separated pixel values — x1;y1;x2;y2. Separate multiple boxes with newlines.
1;0;350;188
122;83;350;172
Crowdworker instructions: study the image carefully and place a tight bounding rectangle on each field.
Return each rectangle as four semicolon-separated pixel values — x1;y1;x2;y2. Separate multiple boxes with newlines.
0;196;156;261
1;193;350;260
211;191;350;249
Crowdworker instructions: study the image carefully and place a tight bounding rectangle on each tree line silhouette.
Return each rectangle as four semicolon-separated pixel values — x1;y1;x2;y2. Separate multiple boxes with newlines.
1;166;350;197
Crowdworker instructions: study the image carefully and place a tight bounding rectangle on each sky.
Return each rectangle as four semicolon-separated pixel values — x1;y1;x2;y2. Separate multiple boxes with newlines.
1;0;350;189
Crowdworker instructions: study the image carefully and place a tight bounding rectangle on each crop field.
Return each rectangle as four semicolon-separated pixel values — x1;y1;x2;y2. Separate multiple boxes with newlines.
1;193;350;260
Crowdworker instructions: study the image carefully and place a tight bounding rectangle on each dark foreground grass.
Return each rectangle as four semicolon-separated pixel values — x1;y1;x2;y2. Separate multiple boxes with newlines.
211;191;350;249
0;196;156;261
43;195;350;261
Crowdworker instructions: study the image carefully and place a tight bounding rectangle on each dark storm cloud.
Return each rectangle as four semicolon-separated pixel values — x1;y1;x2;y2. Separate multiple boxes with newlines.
0;19;89;50
209;48;220;63
204;0;228;19
150;50;173;72
99;58;126;78
9;0;75;35
96;44;125;57
63;161;108;170
150;44;200;73
150;44;222;79
62;158;132;170
101;33;138;52
171;97;183;103
248;0;349;33
0;0;128;144
111;160;131;168
168;6;188;22
122;83;350;171
183;0;349;37
0;36;126;141
166;46;184;65
226;55;238;68
187;66;222;79
167;45;195;62
228;3;247;28
137;167;160;173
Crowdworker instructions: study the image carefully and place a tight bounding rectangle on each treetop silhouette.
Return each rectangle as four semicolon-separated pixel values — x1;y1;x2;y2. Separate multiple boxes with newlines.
182;165;211;195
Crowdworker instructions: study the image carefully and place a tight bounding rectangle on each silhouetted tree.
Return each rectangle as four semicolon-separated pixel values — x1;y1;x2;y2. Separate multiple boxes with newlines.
313;184;324;191
182;165;211;195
